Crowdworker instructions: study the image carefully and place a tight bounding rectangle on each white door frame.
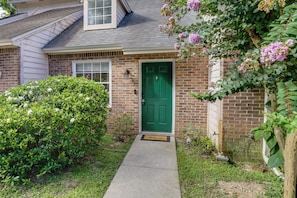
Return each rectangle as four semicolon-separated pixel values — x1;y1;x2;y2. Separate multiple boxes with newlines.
138;59;176;135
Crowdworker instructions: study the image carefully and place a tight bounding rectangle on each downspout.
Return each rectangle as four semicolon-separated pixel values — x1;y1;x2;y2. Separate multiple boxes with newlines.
263;93;285;180
262;139;284;179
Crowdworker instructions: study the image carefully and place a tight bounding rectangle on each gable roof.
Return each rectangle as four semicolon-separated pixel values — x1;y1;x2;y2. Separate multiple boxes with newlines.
43;0;177;55
0;6;82;46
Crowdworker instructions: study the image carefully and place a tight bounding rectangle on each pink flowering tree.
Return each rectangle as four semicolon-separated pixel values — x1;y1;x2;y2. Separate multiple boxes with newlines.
161;0;297;197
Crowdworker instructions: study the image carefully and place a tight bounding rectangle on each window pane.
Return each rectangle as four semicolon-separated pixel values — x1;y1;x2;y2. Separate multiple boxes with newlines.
101;73;109;82
88;8;95;17
76;63;84;72
76;73;83;78
93;73;100;82
104;16;111;24
102;84;109;91
96;0;103;7
84;73;92;80
84;63;92;72
88;17;95;25
104;0;111;6
93;63;100;72
88;8;95;25
96;8;103;16
96;17;103;24
101;62;109;70
104;7;111;15
88;0;95;8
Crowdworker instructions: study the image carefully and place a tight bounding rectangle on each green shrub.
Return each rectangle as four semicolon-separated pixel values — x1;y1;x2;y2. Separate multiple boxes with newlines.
0;76;108;184
183;123;216;155
113;111;133;142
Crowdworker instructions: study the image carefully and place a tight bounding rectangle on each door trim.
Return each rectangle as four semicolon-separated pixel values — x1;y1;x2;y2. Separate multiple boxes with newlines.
139;59;176;135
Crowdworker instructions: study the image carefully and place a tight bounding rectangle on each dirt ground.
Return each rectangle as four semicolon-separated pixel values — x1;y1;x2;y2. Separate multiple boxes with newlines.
214;181;266;198
211;164;270;198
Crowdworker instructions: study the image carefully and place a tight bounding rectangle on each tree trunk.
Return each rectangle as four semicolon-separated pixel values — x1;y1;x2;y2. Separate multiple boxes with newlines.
284;132;297;198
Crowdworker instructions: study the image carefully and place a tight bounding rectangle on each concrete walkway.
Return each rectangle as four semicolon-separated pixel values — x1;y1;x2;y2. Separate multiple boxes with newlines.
103;134;181;198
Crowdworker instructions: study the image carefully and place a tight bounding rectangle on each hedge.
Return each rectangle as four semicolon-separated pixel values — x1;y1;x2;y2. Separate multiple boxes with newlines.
0;76;108;184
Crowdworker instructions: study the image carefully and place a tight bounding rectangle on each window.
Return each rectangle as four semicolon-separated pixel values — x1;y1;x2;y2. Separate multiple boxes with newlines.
84;0;116;30
73;60;112;106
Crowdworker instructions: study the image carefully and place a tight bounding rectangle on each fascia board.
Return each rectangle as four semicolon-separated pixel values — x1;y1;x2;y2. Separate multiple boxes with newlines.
0;39;15;47
42;45;123;54
123;47;176;55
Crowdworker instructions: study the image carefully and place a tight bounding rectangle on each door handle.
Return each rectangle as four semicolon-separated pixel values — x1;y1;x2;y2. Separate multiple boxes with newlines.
142;92;145;105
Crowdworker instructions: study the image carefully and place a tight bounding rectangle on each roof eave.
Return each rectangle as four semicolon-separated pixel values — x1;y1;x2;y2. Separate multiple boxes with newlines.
42;45;123;54
123;47;177;55
43;45;177;55
0;40;15;48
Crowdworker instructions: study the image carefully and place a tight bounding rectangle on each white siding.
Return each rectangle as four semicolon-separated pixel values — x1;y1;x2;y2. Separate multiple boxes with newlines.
207;58;222;150
13;10;83;84
117;2;127;26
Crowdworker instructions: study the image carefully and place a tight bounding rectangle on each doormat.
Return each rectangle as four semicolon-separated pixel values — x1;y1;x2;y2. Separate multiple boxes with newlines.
140;135;170;142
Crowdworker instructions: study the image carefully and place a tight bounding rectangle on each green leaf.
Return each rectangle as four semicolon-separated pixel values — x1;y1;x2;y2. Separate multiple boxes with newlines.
268;149;284;168
266;136;277;149
253;128;264;140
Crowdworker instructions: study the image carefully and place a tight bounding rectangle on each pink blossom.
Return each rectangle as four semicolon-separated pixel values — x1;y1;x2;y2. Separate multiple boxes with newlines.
260;41;289;64
238;63;247;74
178;32;187;39
188;33;201;44
187;0;201;11
161;3;169;10
285;39;294;47
161;3;171;16
174;43;180;50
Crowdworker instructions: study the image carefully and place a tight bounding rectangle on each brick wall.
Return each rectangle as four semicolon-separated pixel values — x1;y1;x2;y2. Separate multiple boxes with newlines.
0;48;20;93
222;59;265;161
48;51;209;136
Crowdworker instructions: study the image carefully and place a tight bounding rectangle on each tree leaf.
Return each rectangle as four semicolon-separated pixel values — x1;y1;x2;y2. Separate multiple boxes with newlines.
268;149;284;168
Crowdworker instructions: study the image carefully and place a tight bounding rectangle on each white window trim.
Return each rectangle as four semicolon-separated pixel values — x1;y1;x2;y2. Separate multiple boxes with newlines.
72;59;112;107
83;0;117;30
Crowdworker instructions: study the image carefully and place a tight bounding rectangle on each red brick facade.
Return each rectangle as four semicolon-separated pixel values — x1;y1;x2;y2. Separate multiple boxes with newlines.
48;51;209;136
0;47;20;93
221;59;265;161
0;49;265;161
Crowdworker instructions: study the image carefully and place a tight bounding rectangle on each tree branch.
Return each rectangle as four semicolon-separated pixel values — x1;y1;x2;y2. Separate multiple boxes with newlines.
274;126;285;154
245;28;261;48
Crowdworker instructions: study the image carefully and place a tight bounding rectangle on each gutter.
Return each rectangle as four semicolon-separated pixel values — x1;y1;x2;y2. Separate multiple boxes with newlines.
262;139;284;180
0;39;15;48
123;47;176;55
42;45;123;54
43;46;177;55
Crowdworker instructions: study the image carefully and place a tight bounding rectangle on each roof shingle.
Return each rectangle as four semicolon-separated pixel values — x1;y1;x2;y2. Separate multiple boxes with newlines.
0;6;82;41
43;0;176;53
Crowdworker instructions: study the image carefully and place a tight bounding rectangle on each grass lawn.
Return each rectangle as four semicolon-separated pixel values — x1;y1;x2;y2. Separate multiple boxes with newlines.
1;135;284;198
177;140;284;198
0;134;134;198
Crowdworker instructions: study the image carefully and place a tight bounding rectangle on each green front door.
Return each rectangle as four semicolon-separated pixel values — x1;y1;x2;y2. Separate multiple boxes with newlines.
142;62;172;132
